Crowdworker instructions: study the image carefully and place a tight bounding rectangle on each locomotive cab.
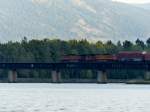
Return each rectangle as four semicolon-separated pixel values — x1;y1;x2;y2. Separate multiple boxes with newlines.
117;51;144;61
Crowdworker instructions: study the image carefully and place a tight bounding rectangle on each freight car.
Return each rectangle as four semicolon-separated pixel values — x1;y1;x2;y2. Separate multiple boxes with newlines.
83;54;116;61
62;55;96;62
61;54;116;62
62;55;82;62
94;54;116;61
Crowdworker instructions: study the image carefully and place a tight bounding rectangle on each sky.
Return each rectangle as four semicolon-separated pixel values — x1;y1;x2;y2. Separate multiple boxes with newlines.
32;0;150;4
112;0;150;4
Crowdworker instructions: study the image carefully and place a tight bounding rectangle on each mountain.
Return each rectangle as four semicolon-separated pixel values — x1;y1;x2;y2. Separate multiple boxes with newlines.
136;3;150;10
0;0;150;42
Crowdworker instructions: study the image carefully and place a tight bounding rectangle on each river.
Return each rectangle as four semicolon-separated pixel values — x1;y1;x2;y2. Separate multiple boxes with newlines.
0;83;150;112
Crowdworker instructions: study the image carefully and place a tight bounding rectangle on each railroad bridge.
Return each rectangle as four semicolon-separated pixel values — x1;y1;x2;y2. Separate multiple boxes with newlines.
1;61;150;83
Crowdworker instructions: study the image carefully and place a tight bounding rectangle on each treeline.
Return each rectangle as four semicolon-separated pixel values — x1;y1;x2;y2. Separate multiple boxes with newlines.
1;37;150;62
0;37;150;79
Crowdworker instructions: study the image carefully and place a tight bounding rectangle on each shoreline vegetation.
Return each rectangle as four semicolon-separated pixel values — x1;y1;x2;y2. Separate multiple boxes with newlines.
0;78;148;83
0;37;150;83
0;78;149;84
126;80;150;84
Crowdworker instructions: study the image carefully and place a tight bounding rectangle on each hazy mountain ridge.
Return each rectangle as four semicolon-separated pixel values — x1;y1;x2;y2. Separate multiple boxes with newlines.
0;0;150;42
135;3;150;10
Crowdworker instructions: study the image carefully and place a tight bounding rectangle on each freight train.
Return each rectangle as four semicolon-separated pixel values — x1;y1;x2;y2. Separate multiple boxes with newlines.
61;52;150;62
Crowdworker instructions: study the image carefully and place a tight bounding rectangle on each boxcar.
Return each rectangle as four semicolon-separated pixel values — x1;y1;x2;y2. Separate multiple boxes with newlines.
61;55;82;62
84;55;96;61
94;54;117;61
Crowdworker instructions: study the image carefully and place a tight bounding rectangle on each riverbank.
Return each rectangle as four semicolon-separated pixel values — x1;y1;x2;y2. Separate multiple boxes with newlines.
0;78;149;84
126;80;150;84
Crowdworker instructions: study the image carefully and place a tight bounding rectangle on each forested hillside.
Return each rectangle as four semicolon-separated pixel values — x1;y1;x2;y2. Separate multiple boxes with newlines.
0;0;150;42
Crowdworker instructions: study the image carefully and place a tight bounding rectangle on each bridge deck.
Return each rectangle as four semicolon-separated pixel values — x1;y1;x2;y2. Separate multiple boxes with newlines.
0;61;149;70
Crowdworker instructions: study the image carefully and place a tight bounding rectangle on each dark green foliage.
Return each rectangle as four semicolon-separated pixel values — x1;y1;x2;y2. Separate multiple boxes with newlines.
146;38;150;47
123;40;133;51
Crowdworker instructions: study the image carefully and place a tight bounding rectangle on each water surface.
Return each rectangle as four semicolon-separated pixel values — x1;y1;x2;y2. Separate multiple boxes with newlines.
0;83;150;112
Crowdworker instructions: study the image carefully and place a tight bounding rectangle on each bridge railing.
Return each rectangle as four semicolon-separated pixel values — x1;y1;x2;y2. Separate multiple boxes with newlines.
0;58;56;63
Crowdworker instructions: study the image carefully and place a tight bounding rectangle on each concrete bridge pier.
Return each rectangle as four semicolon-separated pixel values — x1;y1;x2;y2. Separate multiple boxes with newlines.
57;71;62;83
51;70;62;83
97;70;107;83
8;70;18;83
144;71;150;80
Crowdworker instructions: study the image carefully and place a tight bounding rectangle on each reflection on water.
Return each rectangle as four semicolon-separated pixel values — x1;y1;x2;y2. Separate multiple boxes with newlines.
0;83;150;112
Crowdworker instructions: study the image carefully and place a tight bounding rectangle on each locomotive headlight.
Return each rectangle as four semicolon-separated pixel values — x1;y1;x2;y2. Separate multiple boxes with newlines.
142;51;147;54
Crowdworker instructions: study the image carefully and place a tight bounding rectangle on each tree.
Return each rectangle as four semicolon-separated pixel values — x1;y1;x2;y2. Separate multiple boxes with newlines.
117;41;122;52
146;38;150;47
21;36;28;44
95;41;105;54
123;40;133;51
76;39;90;55
135;38;145;50
104;40;117;54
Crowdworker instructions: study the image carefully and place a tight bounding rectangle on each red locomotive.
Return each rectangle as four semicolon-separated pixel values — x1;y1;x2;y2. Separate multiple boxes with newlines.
117;51;144;61
61;51;150;62
144;53;150;61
